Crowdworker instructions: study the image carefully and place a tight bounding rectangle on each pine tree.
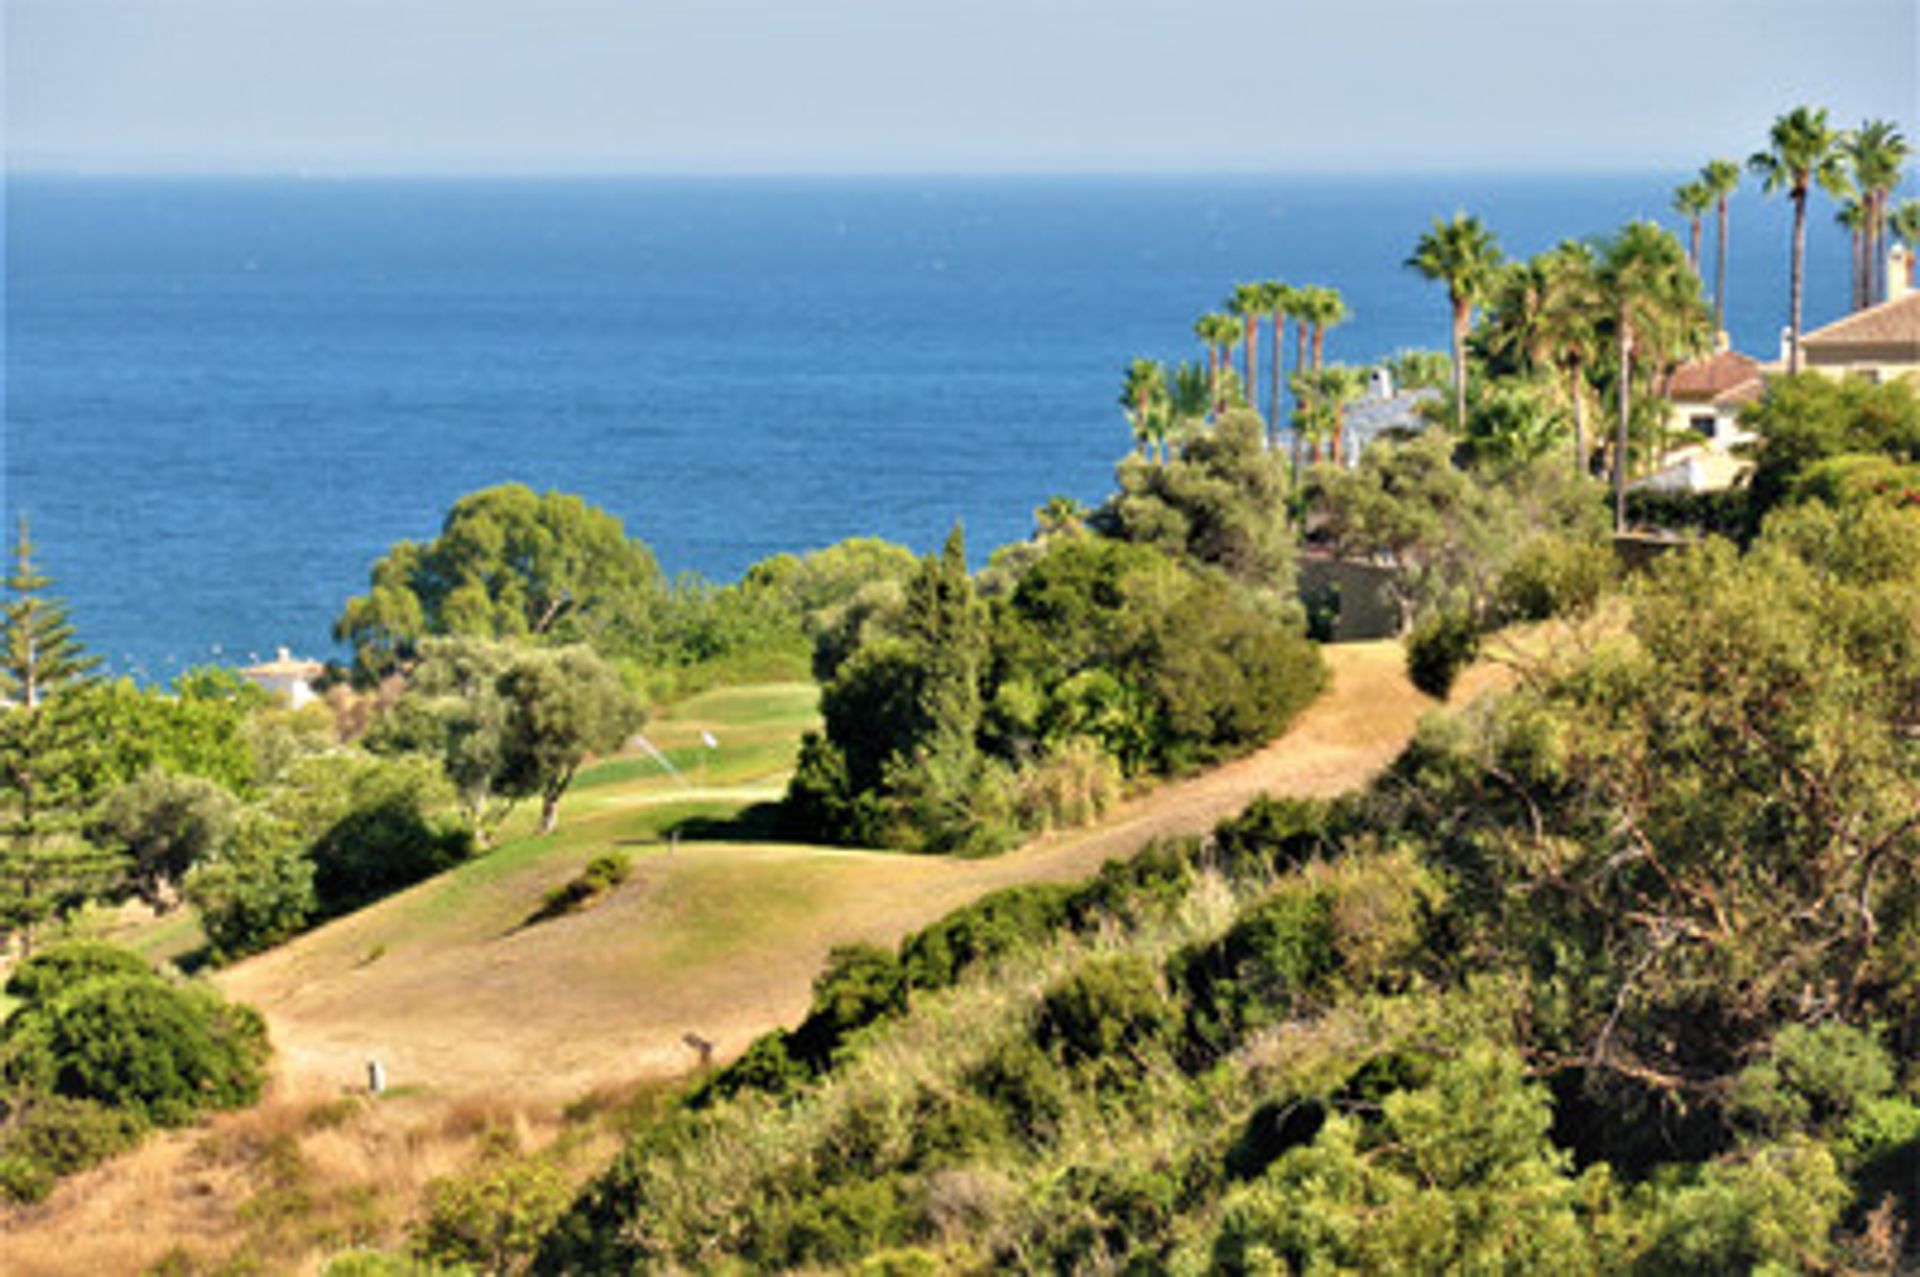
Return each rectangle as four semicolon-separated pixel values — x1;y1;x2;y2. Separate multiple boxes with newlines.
0;518;118;951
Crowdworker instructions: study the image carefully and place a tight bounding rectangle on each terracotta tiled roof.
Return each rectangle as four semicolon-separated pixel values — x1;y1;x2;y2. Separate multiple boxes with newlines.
1712;376;1765;409
1800;292;1920;352
1668;349;1761;399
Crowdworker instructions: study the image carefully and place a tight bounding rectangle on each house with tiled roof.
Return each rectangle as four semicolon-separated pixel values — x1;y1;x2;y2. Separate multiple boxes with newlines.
1664;344;1764;452
1797;244;1920;383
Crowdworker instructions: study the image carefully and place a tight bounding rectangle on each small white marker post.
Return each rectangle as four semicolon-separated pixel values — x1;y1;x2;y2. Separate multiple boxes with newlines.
367;1059;386;1096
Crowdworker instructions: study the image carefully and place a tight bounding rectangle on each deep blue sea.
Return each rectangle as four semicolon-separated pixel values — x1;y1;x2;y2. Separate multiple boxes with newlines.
4;174;1852;680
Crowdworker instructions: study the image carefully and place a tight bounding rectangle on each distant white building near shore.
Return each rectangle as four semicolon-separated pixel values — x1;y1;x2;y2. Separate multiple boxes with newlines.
240;647;324;708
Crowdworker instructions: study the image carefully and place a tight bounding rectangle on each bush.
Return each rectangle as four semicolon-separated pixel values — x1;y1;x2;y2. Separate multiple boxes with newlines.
414;1130;572;1276
307;758;474;913
1011;737;1121;834
4;941;155;1009
0;1090;142;1203
1178;882;1340;1058
899;884;1075;991
1405;606;1480;699
790;943;909;1070
1035;953;1177;1070
1494;533;1613;622
5;975;268;1127
184;820;317;962
532;852;632;922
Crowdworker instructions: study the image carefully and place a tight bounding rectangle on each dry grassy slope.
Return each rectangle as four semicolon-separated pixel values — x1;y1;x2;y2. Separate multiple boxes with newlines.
4;640;1509;1276
216;640;1489;1104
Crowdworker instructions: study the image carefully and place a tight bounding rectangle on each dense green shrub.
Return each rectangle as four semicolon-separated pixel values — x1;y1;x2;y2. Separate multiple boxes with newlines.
1178;880;1341;1058
5;973;268;1127
1494;532;1614;621
3;941;154;1009
0;1090;141;1203
790;943;909;1070
899;884;1075;991
414;1130;572;1276
184;819;318;962
1405;605;1481;698
531;852;631;922
1035;953;1178;1070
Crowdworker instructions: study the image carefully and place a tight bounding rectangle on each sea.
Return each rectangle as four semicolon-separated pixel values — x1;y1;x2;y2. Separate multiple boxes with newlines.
3;173;1854;681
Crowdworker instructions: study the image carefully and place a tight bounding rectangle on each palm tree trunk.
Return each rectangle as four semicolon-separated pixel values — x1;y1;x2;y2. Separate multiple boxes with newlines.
1244;319;1258;404
1615;326;1633;533
1714;196;1729;336
1568;361;1588;478
1450;300;1469;432
1267;312;1283;449
1789;185;1808;373
1313;325;1326;372
1689;218;1702;276
1852;222;1865;312
1869;191;1884;305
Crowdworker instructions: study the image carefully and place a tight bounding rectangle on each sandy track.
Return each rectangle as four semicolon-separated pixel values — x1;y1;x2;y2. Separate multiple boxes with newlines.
214;640;1467;1104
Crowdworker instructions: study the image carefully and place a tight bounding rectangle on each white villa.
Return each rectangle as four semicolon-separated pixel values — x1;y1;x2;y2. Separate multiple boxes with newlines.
240;647;324;708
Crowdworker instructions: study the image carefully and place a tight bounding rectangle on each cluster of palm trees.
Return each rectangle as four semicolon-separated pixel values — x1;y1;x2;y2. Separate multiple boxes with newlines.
1414;211;1711;528
1730;108;1914;372
1123;280;1355;467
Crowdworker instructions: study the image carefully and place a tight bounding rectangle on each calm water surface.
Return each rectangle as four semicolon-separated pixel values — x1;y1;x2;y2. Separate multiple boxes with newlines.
4;175;1850;677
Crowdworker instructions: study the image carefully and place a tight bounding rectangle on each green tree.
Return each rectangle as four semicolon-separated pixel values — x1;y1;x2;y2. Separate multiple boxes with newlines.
1699;157;1742;334
334;485;661;679
1750;105;1849;373
1118;358;1170;460
182;812;316;961
1671;178;1713;275
1598;220;1709;530
1408;212;1505;433
1260;281;1293;445
0;521;113;951
1228;282;1267;406
497;645;646;835
1841;118;1911;306
85;770;241;913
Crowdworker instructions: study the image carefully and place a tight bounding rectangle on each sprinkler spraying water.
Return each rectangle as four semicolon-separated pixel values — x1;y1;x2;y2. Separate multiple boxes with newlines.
628;732;693;788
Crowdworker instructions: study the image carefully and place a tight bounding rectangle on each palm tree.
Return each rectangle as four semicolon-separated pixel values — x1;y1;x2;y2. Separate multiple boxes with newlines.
1536;241;1606;479
1119;358;1169;458
1303;286;1349;372
1166;361;1211;456
1229;283;1266;405
1843;119;1912;305
1260;281;1292;447
1407;212;1504;432
1194;313;1243;413
1034;496;1088;539
1892;198;1920;277
1699;159;1741;336
1599;221;1709;531
1835;197;1869;311
1671;180;1713;276
1750;106;1849;374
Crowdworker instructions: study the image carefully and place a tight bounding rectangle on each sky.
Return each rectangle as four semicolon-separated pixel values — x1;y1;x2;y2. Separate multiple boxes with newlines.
6;0;1918;174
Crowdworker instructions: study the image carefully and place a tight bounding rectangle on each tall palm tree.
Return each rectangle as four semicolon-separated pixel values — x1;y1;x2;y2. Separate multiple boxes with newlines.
1166;361;1211;456
1228;283;1266;405
1407;212;1504;432
1194;313;1243;412
1843;119;1912;305
1260;281;1292;447
1302;286;1348;372
1280;286;1318;472
1835;197;1869;312
1699;159;1741;336
1119;358;1168;458
1535;241;1607;479
1750;106;1849;374
1671;180;1712;275
1600;221;1709;531
1892;198;1920;281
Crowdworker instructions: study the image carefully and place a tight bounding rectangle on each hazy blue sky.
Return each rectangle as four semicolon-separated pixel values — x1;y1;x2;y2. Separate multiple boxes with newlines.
8;0;1916;173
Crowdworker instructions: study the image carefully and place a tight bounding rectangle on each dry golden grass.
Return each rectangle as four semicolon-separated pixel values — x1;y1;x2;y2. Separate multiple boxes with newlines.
2;639;1472;1273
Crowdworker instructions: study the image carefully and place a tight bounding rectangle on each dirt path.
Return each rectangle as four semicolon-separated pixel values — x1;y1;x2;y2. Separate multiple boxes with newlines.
214;640;1480;1105
5;640;1489;1276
